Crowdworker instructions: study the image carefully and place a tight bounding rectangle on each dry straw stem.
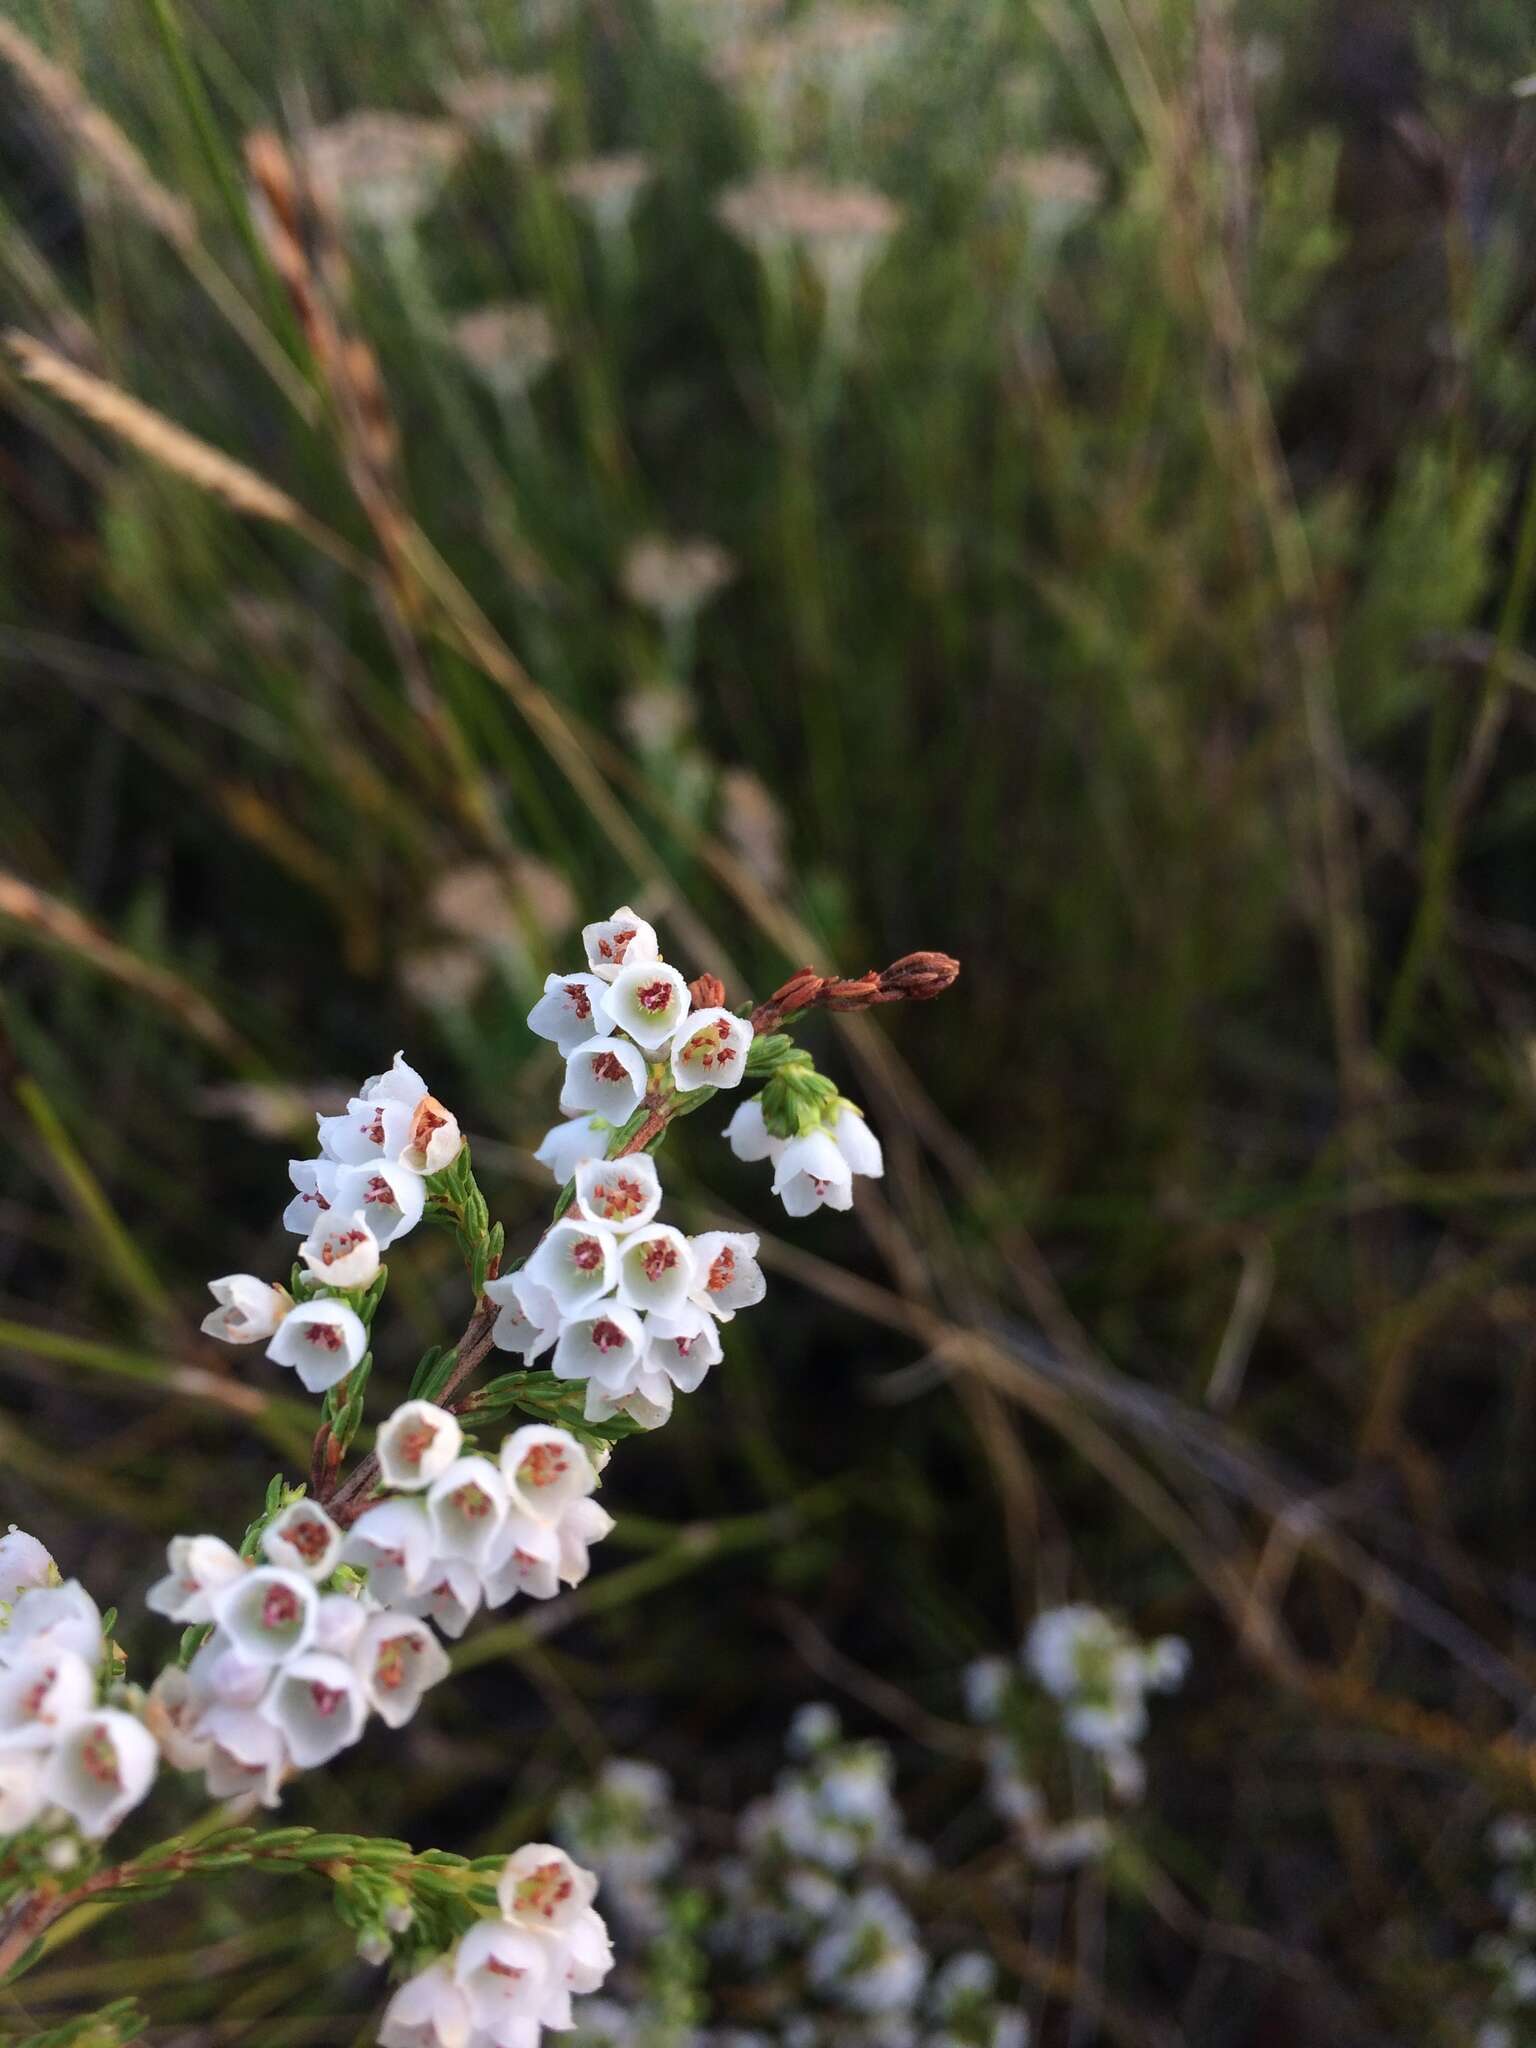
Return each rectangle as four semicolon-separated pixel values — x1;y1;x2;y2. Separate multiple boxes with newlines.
0;868;251;1065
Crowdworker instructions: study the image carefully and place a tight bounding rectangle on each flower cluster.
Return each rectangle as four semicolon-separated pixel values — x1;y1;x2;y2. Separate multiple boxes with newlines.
381;1843;614;2048
1475;1816;1536;2048
554;1760;683;1939
965;1605;1188;1861
0;1529;158;1846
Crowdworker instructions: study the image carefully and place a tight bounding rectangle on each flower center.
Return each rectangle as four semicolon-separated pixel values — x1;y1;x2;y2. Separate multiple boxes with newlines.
637;978;673;1014
304;1321;344;1352
587;1173;645;1222
287;1517;330;1564
20;1668;56;1719
598;928;636;965
640;1241;678;1283
519;1442;568;1488
363;1175;395;1208
453;1483;493;1520
707;1247;737;1293
399;1421;437;1466
590;1318;627;1354
320;1228;367;1265
571;1236;604;1272
79;1725;121;1788
361;1109;385;1146
309;1681;347;1717
262;1585;301;1630
590;1051;629;1084
565;982;591;1019
514;1861;574;1920
374;1636;413;1690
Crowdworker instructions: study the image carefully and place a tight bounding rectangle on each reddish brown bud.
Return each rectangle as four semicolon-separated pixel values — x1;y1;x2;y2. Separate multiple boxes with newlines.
877;952;960;1002
688;972;727;1011
766;967;825;1016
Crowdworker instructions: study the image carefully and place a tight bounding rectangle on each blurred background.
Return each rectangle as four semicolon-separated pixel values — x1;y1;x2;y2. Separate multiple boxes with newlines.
3;0;1536;2039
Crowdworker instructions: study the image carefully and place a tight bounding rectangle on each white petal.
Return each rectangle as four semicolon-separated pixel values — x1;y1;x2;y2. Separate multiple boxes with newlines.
599;961;691;1050
260;1501;343;1580
671;1007;753;1091
560;1037;648;1116
376;1401;464;1489
831;1102;884;1178
526;1219;620;1315
265;1299;368;1392
572;1153;663;1234
616;1225;696;1316
724;1099;780;1163
533;1114;610;1184
528;972;616;1055
426;1456;509;1565
499;1426;597;1523
581;905;660;982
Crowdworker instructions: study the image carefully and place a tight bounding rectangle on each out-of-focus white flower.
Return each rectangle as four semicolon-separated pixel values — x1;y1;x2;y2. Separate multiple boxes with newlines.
573;1155;663;1235
427;1457;510;1567
724;1099;780;1163
807;1886;926;2015
400;1558;484;1640
600;961;691;1050
0;1528;54;1607
261;1500;343;1581
266;1298;369;1392
144;1666;214;1772
527;1219;621;1315
186;1633;270;1710
44;1710;158;1838
146;1534;246;1625
480;1519;561;1604
0;1752;45;1834
452;301;561;401
553;1306;647;1388
201;1274;292;1345
562;1038;649;1118
962;1657;1011;1724
671;1008;754;1090
305;112;462;232
787;1701;840;1757
688;1230;765;1320
583;1371;674;1433
261;1652;368;1767
198;1702;289;1808
771;1129;853;1216
501;1426;597;1523
356;1612;451;1726
0;1645;94;1748
621;535;735;626
314;1592;370;1658
498;1841;598;1931
213;1567;318;1667
1029;1816;1114;1872
342;1499;434;1605
529;972;617;1056
377;1401;465;1490
642;1305;722;1391
582;907;661;982
617;1225;696;1317
442;70;557;156
534;1114;610;1184
379;1958;475;2048
455;1919;558;2032
485;1270;561;1360
0;1582;102;1669
558;152;654;234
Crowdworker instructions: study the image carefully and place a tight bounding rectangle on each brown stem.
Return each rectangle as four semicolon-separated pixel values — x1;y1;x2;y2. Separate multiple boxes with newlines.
0;1885;60;1982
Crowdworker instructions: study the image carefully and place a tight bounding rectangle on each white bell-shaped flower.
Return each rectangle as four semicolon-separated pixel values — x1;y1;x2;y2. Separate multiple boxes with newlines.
299;1208;381;1291
0;1582;102;1669
330;1159;426;1248
583;1371;674;1432
479;1517;561;1605
671;1008;753;1091
186;1631;270;1709
197;1702;289;1807
261;1500;343;1581
533;1114;610;1184
528;972;617;1055
454;1919;557;2034
643;1304;722;1392
526;1219;620;1316
44;1710;158;1838
563;1900;616;1995
146;1533;247;1624
829;1101;883;1179
599;961;690;1050
0;1645;94;1748
356;1611;451;1727
0;1752;45;1834
689;1230;766;1321
0;1527;54;1606
552;1305;646;1388
484;1270;560;1361
144;1666;214;1772
379;1959;475;2048
616;1225;695;1316
556;1498;615;1586
497;1842;598;1934
362;1051;432;1108
260;1651;368;1767
582;905;660;982
317;1094;414;1170
376;1400;464;1490
212;1566;318;1666
401;1093;462;1175
399;1557;483;1640
724;1098;782;1163
266;1298;368;1392
282;1157;334;1234
427;1456;510;1566
341;1499;433;1604
313;1592;371;1658
500;1426;597;1524
572;1155;662;1235
201;1274;292;1345
771;1129;854;1216
561;1037;648;1118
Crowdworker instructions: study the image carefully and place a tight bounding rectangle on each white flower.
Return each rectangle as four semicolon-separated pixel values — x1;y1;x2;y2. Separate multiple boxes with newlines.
557;1498;615;1585
198;1702;289;1807
529;973;617;1056
583;1371;674;1432
144;1666;214;1772
500;1426;597;1523
616;1226;695;1316
342;1499;434;1604
266;1298;369;1392
671;1007;753;1090
333;1160;427;1248
317;1053;462;1176
356;1612;451;1726
724;1099;780;1163
0;1752;45;1834
44;1711;158;1838
498;1842;598;1931
561;1037;648;1117
552;1305;647;1387
642;1305;721;1391
454;1920;557;2032
186;1632;270;1708
582;906;660;982
201;1274;291;1345
427;1457;510;1566
787;1701;840;1756
212;1566;318;1665
282;1156;334;1234
962;1657;1011;1724
1144;1635;1190;1691
1064;1693;1146;1752
600;961;691;1049
573;1155;662;1234
828;1101;883;1179
377;1401;465;1490
480;1518;562;1604
260;1651;368;1767
807;1887;925;2015
688;1230;764;1320
314;1592;371;1657
526;1220;621;1315
562;1899;616;1997
0;1528;54;1607
0;1645;95;1747
0;1582;102;1668
146;1534;246;1624
1025;1606;1115;1699
380;1959;475;2048
399;1558;484;1640
534;1114;610;1184
771;1129;853;1216
261;1501;343;1581
300;1208;382;1290
484;1270;561;1360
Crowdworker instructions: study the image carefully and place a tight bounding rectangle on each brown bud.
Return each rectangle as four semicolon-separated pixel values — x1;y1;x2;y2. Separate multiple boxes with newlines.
766;967;826;1016
878;951;960;1002
689;972;727;1011
817;971;881;1011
